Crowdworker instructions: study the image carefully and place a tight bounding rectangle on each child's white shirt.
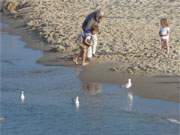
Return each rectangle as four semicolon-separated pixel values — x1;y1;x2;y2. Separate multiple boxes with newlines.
160;27;170;40
84;33;93;46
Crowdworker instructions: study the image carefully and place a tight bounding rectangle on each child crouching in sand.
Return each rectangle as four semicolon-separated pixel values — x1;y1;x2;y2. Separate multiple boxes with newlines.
159;18;170;54
74;25;99;66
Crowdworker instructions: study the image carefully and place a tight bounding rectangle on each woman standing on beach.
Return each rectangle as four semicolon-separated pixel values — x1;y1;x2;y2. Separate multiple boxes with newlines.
159;18;170;54
82;8;104;59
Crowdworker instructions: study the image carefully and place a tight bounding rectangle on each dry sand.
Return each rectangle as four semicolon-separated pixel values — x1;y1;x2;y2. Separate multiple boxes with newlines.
1;0;180;75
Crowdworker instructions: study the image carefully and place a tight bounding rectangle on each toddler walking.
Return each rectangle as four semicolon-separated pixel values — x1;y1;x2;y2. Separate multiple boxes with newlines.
159;18;170;54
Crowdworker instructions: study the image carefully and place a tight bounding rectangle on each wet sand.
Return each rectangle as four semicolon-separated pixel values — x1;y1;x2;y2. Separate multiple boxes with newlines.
80;62;180;103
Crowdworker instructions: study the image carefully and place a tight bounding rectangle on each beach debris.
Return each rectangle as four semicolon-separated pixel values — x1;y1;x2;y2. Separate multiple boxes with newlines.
109;67;119;72
127;67;134;74
21;91;25;103
4;1;18;16
48;46;60;53
2;0;31;17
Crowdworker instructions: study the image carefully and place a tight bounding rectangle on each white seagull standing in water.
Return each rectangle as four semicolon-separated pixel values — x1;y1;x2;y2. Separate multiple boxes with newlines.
75;96;79;108
125;78;132;89
21;91;25;103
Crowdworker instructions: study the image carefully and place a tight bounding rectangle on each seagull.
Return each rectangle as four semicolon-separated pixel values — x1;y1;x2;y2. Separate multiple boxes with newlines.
21;91;25;103
124;78;132;89
74;96;79;108
167;118;180;125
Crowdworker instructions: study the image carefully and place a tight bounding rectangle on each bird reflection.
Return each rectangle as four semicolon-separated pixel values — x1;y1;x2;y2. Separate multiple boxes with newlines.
127;91;133;111
75;96;80;108
21;91;25;104
82;82;102;95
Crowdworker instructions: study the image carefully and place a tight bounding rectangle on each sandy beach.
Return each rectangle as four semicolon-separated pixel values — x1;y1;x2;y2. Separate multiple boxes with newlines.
1;2;180;134
1;0;180;103
1;0;180;75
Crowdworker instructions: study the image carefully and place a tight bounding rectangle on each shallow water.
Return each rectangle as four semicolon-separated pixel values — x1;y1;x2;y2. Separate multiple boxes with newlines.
0;22;180;135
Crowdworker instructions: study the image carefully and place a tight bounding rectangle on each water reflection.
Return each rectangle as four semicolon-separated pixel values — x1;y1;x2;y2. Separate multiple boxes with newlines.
74;66;82;76
127;91;133;111
82;82;102;96
74;67;102;96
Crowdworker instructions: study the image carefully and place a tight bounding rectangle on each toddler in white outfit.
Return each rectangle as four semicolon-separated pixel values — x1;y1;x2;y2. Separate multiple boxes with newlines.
159;18;170;54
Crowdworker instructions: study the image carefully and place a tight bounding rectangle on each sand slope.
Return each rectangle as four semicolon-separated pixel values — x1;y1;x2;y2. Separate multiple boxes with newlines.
2;0;180;74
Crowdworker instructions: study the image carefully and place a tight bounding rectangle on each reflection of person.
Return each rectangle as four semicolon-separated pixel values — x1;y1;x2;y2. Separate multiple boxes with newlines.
82;82;101;95
74;66;82;76
159;18;170;54
74;25;99;66
82;9;104;59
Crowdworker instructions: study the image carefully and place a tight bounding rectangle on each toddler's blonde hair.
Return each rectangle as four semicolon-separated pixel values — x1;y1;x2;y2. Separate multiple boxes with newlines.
160;18;169;27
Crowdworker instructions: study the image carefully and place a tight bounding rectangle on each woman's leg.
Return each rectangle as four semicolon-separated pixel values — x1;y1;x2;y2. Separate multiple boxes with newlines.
73;47;83;64
82;46;89;66
87;46;93;59
92;34;97;56
73;55;79;65
82;46;87;65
